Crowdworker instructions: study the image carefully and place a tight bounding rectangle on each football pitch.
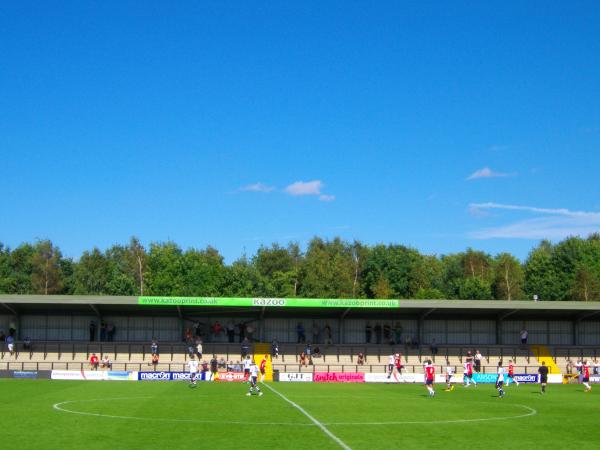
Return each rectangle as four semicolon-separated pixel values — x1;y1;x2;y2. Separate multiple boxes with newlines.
1;380;597;450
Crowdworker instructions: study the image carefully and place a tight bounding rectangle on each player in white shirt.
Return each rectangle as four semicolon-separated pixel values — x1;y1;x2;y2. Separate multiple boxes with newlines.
243;355;252;382
246;362;263;396
387;354;398;381
496;362;505;398
445;366;455;391
187;355;199;386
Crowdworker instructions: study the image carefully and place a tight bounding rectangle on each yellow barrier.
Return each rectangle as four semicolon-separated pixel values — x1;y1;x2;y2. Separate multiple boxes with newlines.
530;345;561;374
253;343;273;382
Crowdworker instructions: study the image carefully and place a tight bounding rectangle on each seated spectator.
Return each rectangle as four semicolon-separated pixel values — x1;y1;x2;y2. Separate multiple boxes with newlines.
90;353;99;370
566;360;574;375
218;357;227;369
6;335;15;356
187;341;195;358
101;354;112;370
299;351;308;366
151;353;159;370
201;360;209;373
305;342;312;357
23;336;32;351
357;352;365;365
594;360;600;375
313;346;322;358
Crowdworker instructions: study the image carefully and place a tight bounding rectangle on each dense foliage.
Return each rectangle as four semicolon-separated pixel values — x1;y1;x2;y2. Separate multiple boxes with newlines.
1;235;599;300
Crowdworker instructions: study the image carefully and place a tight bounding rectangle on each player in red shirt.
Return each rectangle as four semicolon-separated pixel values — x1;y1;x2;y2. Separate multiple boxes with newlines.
506;360;519;387
463;358;477;387
395;353;404;375
582;360;592;392
89;353;99;371
425;360;436;397
260;354;268;382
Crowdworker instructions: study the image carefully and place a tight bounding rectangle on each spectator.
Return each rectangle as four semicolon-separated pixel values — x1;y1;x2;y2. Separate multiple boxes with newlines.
374;323;382;344
299;351;308;366
8;322;16;337
185;328;193;342
246;324;255;341
396;353;404;373
520;328;528;345
107;323;115;341
305;342;312;357
23;336;32;351
100;321;107;341
89;321;96;342
212;321;222;338
0;331;5;341
194;321;202;339
324;324;333;345
365;323;372;343
151;338;159;355
241;337;250;358
226;321;235;343
474;350;483;372
195;339;203;360
218;357;227;369
201;360;209;374
271;339;280;359
90;353;99;370
313;346;322;358
394;322;403;344
430;339;438;356
312;323;320;344
6;335;15;356
383;323;392;344
566;360;573;375
237;322;245;343
187;340;195;358
151;353;159;370
594;360;600;375
357;352;365;365
101;354;112;370
296;323;306;343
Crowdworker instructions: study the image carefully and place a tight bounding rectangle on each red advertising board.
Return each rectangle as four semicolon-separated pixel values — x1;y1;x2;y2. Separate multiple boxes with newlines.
216;371;245;382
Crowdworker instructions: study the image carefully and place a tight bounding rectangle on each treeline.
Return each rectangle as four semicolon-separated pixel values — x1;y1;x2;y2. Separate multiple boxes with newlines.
1;235;600;301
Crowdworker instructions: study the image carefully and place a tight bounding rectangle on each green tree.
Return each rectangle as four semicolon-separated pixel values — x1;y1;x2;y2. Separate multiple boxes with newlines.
145;242;185;296
31;240;63;295
459;276;492;300
493;253;524;300
73;248;112;294
570;266;600;301
524;241;562;301
372;273;393;298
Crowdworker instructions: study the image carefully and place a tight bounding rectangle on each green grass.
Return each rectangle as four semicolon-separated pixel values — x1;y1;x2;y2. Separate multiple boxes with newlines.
1;380;598;449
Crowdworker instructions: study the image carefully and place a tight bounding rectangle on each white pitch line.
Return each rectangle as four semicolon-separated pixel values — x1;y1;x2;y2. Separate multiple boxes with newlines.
262;383;351;450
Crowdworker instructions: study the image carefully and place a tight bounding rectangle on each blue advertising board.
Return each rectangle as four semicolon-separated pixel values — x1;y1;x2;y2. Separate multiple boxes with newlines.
138;371;210;381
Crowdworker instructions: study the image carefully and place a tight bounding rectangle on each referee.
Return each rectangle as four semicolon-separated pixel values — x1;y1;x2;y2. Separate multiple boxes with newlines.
538;361;549;394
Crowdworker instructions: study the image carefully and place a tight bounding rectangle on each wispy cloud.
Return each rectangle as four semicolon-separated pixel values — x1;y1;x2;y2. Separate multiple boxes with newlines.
467;167;514;180
240;182;276;193
284;180;324;196
319;194;336;202
468;202;600;239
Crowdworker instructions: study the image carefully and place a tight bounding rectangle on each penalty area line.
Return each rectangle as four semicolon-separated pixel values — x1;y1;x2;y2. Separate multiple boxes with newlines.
262;383;351;450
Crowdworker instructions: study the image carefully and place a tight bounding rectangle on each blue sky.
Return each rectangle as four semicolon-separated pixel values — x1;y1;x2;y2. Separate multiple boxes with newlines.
1;2;599;262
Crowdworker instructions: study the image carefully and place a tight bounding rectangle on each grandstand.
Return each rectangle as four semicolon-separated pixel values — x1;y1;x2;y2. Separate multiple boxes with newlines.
1;295;600;377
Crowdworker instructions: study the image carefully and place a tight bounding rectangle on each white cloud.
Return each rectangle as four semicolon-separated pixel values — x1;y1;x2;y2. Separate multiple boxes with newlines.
467;167;514;180
240;182;275;193
319;194;336;202
284;180;324;196
468;202;600;239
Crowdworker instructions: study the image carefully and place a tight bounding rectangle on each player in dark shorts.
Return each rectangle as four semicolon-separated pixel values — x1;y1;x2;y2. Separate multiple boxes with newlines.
538;361;549;394
210;354;218;381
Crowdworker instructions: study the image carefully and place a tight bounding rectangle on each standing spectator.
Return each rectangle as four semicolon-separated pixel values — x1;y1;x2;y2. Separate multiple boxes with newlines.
90;353;99;370
226;321;235;343
324;324;333;345
194;321;202;339
151;338;159;355
6;335;15;356
365;323;372;343
383;323;392;344
430;339;438;356
185;328;193;342
305;342;312;358
374;323;382;344
187;340;195;358
312;323;320;344
296;323;305;343
271;338;280;359
241;337;250;358
566;359;574;375
212;321;223;338
151;353;159;370
520;328;528;345
195;339;203;360
237;322;245;343
89;321;97;342
100;321;107;341
474;349;483;372
23;336;32;351
246;324;255;341
107;323;115;341
394;323;403;345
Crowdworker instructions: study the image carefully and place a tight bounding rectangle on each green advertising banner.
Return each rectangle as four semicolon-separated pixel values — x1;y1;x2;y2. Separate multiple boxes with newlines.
138;296;400;309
